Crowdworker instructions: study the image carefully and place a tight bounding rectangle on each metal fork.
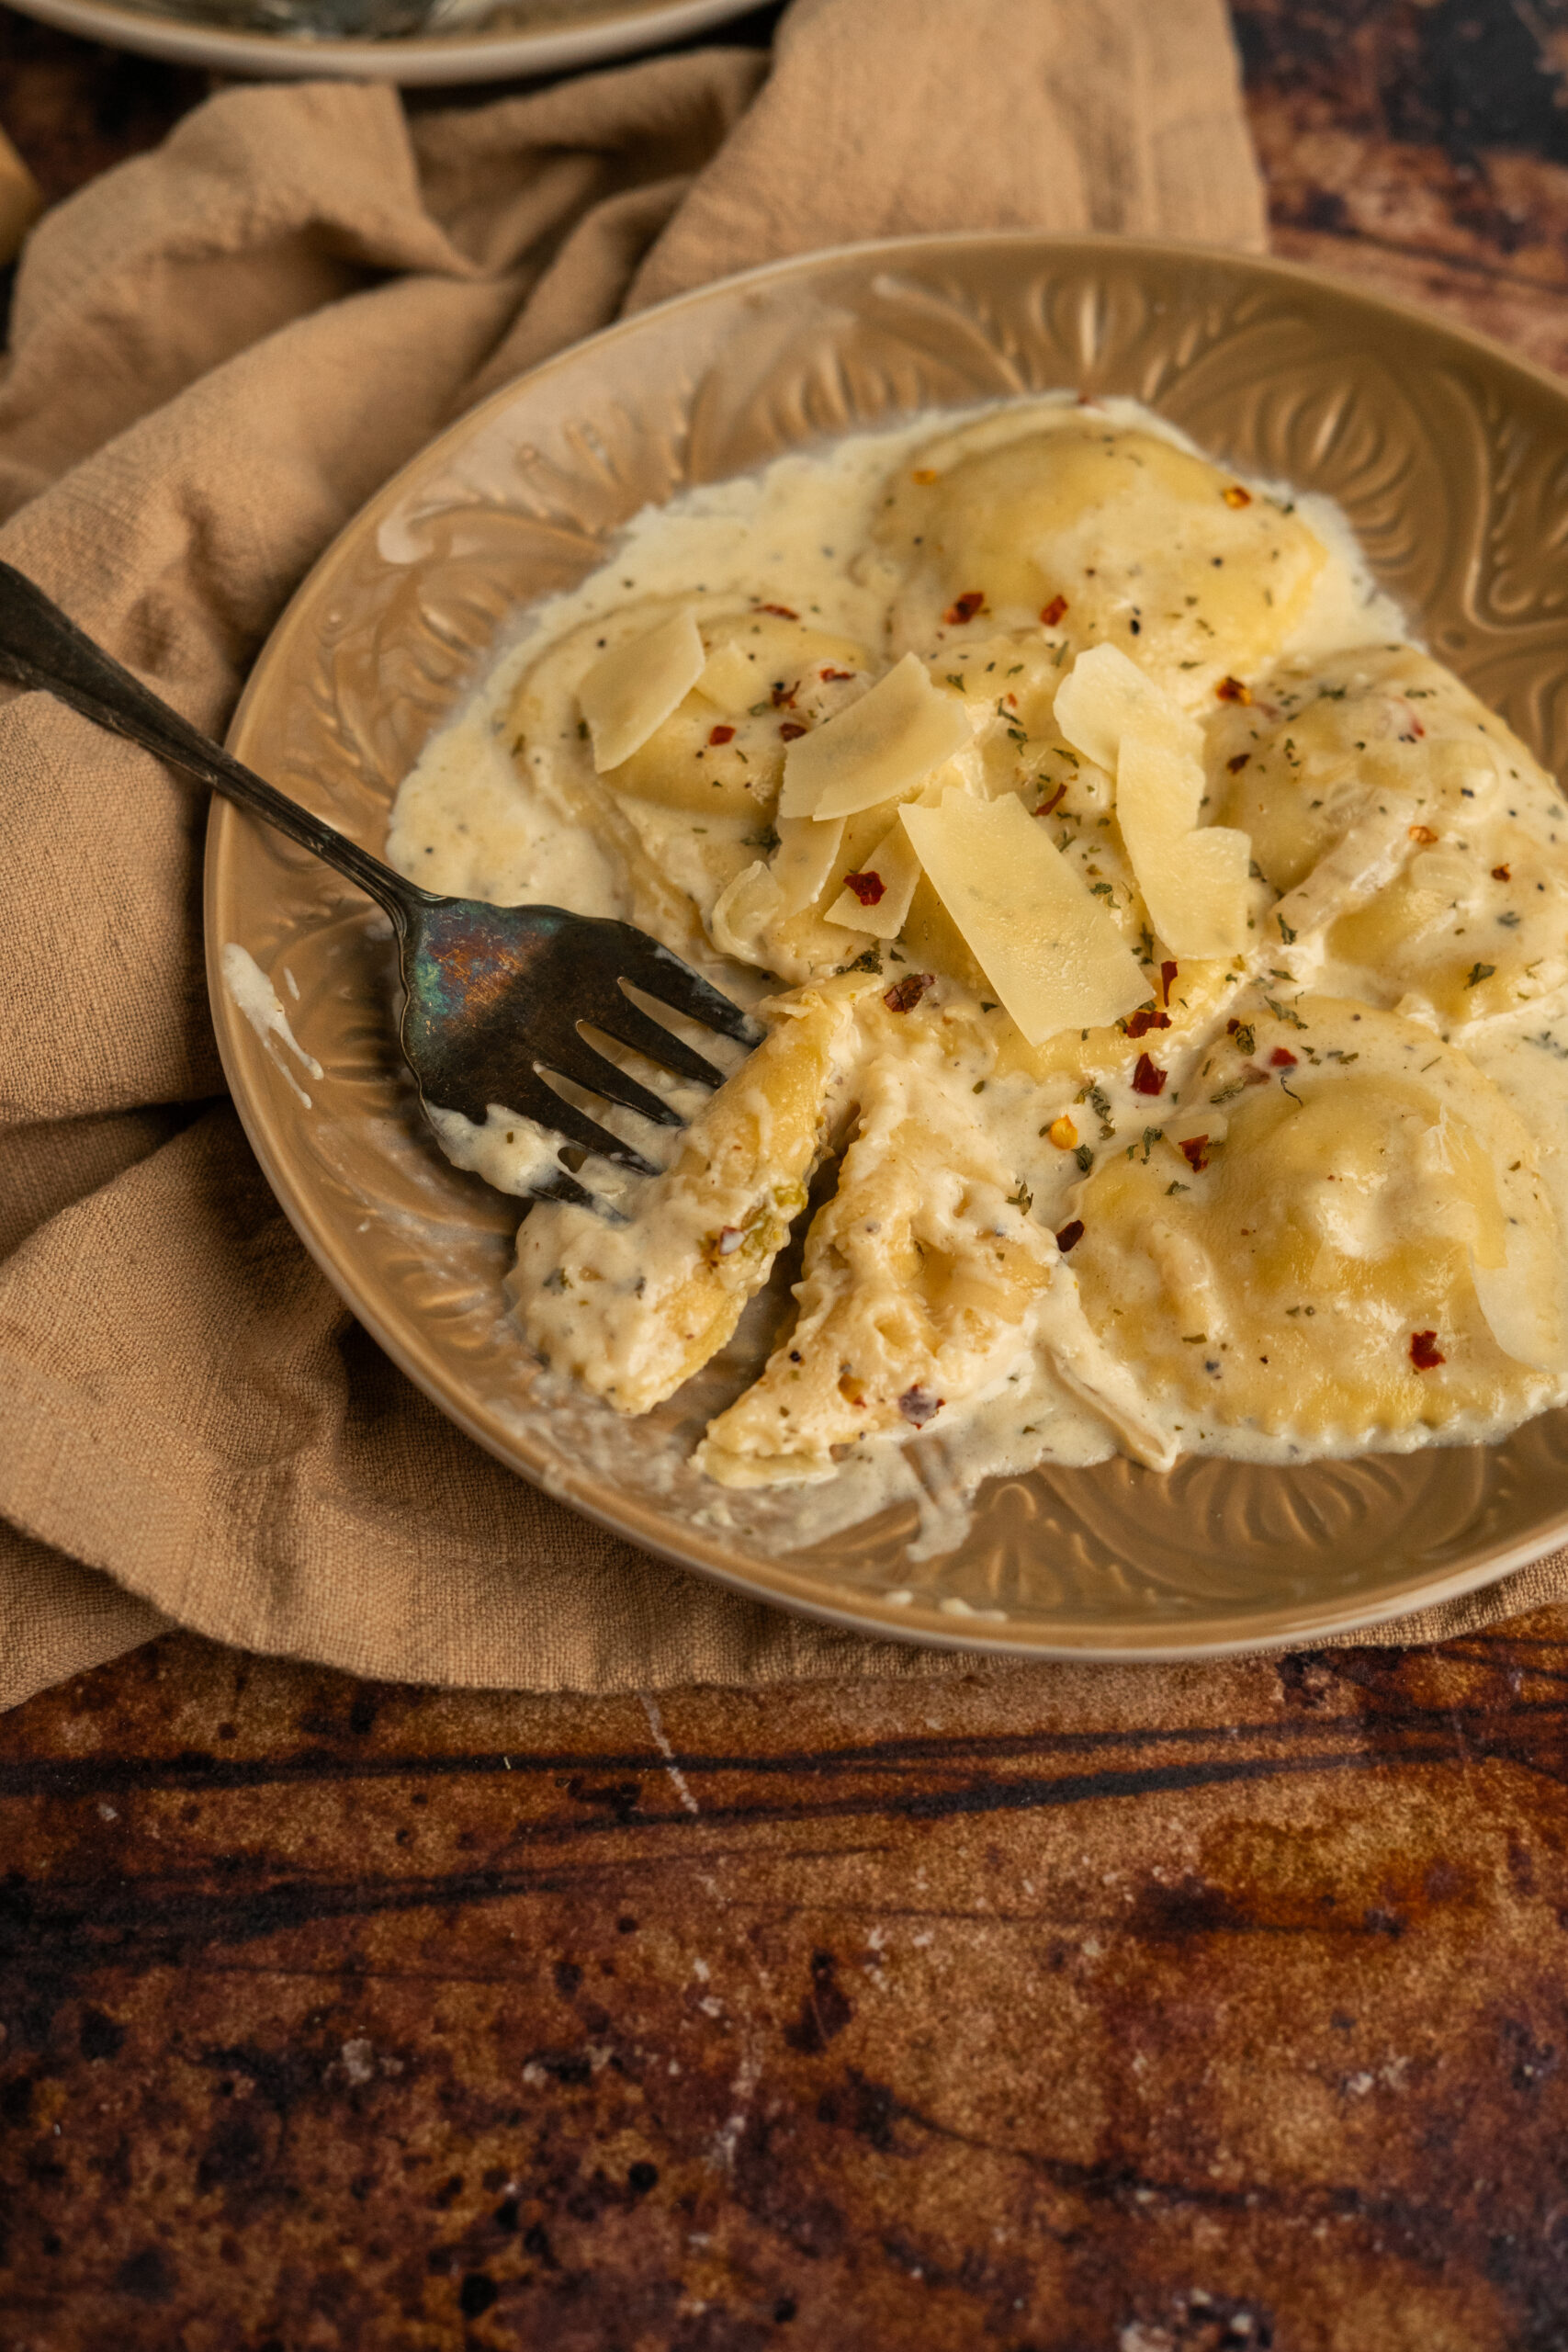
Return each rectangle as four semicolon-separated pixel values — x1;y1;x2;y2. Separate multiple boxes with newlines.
0;561;762;1215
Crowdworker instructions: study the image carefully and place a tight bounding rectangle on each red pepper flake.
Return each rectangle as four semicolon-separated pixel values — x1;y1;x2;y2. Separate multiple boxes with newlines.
1409;715;1426;738
778;721;807;741
1269;1046;1298;1068
1125;1006;1171;1039
1226;752;1250;775
1216;676;1252;705
1493;864;1511;882
843;869;886;907
819;667;854;682
897;1385;943;1428
943;590;986;627
884;971;934;1014
1410;1329;1445;1372
1132;1053;1168;1097
1040;594;1069;628
1055;1219;1086;1254
771;680;798;708
1178;1135;1211;1173
707;724;736;746
1035;783;1067;820
1159;959;1179;1005
756;602;798;619
1223;484;1253;509
1408;823;1438;844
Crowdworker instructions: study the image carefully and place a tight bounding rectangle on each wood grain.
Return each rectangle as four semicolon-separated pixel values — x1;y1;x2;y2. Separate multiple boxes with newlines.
7;3;1568;2345
6;1620;1568;2348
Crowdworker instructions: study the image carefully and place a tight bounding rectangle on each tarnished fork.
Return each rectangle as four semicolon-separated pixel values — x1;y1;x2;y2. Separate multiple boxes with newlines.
0;560;762;1214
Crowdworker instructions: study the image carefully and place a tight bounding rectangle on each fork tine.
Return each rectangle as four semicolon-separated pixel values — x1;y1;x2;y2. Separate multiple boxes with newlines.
507;1070;662;1176
609;930;767;1046
585;997;727;1089
529;1166;617;1217
539;1036;686;1131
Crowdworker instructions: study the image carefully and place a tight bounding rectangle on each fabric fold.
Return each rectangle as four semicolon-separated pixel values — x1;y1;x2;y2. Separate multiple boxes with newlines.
7;0;1516;1713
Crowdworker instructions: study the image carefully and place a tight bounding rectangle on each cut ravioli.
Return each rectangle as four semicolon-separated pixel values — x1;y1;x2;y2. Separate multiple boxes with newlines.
510;976;871;1415
1066;995;1567;1446
697;1060;1056;1485
901;788;1148;1044
777;652;973;820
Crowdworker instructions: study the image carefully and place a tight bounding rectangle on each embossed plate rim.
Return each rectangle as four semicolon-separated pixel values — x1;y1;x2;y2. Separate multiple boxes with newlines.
208;230;1568;1658
5;0;756;86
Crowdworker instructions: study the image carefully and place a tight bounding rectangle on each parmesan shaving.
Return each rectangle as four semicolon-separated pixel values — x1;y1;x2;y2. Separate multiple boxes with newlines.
824;820;923;937
776;651;972;821
1054;641;1199;772
901;789;1148;1043
1118;721;1250;956
771;813;846;917
579;608;705;772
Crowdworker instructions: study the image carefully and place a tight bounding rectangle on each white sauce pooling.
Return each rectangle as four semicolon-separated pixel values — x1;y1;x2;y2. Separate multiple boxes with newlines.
221;942;323;1107
385;394;1568;1526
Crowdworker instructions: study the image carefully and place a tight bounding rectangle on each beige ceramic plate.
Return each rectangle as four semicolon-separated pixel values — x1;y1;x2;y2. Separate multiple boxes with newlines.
208;232;1568;1657
10;0;752;85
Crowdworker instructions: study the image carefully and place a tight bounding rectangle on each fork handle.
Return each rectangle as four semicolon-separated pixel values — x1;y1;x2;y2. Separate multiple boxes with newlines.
0;560;423;925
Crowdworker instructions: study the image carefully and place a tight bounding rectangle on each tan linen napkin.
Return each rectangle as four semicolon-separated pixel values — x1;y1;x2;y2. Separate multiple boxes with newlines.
1;0;1537;1712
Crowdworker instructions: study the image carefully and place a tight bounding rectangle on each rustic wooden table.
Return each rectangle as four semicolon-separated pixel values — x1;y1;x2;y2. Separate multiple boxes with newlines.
5;6;1568;2346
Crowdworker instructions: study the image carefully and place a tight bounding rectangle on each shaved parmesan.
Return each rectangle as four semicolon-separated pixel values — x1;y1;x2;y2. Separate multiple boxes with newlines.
580;609;705;772
1055;641;1198;773
1118;721;1250;956
777;652;972;821
825;820;922;937
771;814;846;916
1155;831;1252;958
709;859;784;966
901;790;1148;1044
1117;721;1204;840
696;639;761;711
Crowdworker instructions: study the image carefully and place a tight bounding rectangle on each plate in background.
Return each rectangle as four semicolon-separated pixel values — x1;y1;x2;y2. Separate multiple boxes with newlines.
208;232;1568;1657
8;0;756;86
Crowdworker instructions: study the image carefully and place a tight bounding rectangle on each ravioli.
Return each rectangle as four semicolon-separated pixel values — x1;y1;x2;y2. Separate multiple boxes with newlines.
1212;643;1568;1026
386;390;1568;1504
1064;997;1565;1447
510;974;869;1415
874;407;1325;693
699;1057;1056;1486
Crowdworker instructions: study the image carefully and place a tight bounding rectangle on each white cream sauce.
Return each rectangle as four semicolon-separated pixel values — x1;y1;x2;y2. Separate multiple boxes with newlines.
221;942;323;1107
384;394;1568;1532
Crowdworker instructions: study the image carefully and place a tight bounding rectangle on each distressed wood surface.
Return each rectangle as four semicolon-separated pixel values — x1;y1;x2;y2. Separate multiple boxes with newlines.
7;1621;1568;2350
7;3;1568;2346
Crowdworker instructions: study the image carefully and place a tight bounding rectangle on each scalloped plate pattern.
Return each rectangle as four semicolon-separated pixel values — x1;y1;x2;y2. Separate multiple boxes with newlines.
208;233;1568;1657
